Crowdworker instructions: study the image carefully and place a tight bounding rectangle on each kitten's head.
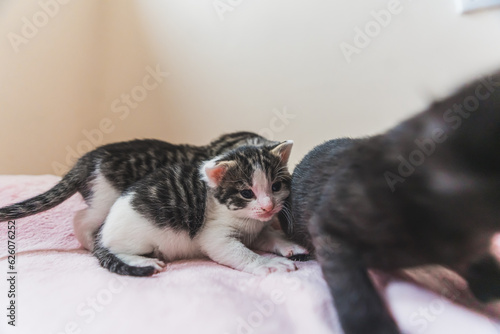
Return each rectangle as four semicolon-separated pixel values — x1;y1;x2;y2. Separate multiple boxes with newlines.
201;140;293;222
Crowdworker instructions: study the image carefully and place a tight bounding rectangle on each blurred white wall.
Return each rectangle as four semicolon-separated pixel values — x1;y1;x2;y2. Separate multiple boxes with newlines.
0;0;499;175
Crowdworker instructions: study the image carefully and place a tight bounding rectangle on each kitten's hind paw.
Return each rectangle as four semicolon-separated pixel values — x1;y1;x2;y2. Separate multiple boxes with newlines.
116;254;166;274
144;258;167;273
252;257;298;276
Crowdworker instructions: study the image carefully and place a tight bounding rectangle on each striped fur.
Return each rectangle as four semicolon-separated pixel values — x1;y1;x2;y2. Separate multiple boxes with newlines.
0;132;277;250
93;141;308;276
0;157;92;220
130;164;207;237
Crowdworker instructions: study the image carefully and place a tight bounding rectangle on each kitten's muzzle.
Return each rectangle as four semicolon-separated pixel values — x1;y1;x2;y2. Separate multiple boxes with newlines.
255;205;282;221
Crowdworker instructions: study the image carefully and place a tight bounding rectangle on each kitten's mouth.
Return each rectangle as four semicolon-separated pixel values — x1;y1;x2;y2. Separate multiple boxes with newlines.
257;212;274;220
255;207;281;221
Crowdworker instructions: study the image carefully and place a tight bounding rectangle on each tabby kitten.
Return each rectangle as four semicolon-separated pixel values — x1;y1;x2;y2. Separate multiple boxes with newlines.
0;132;276;250
93;141;307;276
280;73;500;334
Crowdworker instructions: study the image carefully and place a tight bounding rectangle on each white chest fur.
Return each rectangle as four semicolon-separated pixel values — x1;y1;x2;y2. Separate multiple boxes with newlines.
99;192;302;275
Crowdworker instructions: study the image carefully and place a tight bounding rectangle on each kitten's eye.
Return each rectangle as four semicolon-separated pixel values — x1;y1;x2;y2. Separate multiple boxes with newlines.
240;189;254;199
272;181;282;192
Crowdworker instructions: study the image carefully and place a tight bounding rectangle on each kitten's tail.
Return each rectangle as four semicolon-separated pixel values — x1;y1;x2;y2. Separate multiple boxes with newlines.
0;163;87;222
93;243;156;277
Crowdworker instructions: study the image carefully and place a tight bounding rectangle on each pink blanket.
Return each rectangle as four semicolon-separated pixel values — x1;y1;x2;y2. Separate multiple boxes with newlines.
0;175;499;334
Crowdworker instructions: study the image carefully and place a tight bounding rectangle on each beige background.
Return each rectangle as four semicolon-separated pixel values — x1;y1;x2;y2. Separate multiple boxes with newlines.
0;0;499;175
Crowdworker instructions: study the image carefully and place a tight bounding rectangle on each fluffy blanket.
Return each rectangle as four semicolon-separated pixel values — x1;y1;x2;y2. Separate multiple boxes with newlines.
0;175;499;334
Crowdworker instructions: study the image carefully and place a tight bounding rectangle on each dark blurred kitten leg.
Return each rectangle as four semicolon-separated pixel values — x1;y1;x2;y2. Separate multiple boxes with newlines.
465;255;500;303
312;228;400;334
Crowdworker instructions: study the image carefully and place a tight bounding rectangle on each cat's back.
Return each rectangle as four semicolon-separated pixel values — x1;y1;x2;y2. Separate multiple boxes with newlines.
98;139;206;164
129;164;207;237
292;138;364;210
92;139;207;191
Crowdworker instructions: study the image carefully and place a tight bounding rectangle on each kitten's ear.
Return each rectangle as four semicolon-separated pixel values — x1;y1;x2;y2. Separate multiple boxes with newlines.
201;160;235;188
271;140;293;165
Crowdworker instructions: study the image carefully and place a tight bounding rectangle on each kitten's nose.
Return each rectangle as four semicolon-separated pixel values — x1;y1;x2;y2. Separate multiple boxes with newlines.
259;197;274;212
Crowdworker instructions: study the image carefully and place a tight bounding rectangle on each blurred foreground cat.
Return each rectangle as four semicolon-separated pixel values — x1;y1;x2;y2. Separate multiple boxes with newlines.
281;72;500;333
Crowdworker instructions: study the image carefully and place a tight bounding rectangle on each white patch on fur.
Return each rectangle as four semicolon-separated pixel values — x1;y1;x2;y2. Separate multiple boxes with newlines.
98;168;299;275
115;254;166;271
196;197;267;270
252;169;273;212
74;171;120;251
101;194;203;264
196;196;297;275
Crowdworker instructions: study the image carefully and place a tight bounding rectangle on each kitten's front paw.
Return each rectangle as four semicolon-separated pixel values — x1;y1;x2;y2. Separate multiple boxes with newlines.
252;257;297;276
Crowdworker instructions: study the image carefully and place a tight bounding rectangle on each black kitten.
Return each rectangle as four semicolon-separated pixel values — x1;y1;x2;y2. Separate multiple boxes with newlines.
280;72;500;334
